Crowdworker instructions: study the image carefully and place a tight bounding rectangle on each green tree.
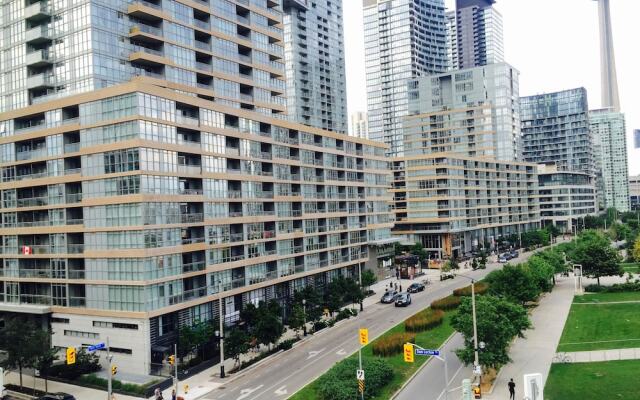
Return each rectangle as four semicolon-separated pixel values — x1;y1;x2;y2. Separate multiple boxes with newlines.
410;242;428;262
360;269;377;293
225;327;250;367
293;286;323;323
451;296;530;370
32;329;58;393
478;251;488;269
570;230;623;285
530;249;566;284
584;215;605;229
486;264;539;305
253;300;285;349
288;303;306;337
0;317;46;388
525;256;555;292
471;258;479;271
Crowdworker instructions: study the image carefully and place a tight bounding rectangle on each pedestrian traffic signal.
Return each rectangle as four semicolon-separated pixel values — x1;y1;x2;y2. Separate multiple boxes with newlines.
66;347;76;365
473;385;481;399
403;343;414;363
168;355;175;365
111;365;118;376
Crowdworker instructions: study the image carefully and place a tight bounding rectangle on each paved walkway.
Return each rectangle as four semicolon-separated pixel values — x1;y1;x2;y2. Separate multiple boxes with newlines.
483;275;575;400
558;347;640;363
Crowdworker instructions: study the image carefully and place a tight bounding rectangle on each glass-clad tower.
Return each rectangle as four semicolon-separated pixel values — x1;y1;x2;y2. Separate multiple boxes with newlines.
0;0;393;374
363;0;449;157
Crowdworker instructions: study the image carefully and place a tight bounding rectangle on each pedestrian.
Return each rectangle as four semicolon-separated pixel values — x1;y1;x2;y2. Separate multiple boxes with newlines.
154;388;161;400
508;378;516;400
394;283;398;291
172;389;177;400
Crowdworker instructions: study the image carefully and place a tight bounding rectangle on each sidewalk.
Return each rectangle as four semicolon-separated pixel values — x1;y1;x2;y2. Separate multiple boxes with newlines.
562;347;640;363
483;276;575;400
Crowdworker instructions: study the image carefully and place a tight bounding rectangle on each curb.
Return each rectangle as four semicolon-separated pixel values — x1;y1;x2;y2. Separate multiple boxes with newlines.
213;349;285;385
390;332;458;400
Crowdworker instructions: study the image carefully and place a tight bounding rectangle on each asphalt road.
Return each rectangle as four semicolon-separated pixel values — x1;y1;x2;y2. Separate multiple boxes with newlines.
200;251;539;400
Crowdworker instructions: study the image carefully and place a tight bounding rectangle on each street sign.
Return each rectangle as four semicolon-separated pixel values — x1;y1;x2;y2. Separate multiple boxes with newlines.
66;347;76;365
473;364;482;376
87;342;106;352
359;328;369;345
356;369;365;380
415;349;440;356
403;343;414;363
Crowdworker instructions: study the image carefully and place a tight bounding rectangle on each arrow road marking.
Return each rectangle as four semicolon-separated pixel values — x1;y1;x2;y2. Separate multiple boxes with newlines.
237;385;264;400
336;349;347;356
307;347;326;360
274;386;288;396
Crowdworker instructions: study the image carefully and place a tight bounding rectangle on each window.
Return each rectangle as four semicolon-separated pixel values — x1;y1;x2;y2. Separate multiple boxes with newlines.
93;321;139;330
51;317;70;324
64;330;99;339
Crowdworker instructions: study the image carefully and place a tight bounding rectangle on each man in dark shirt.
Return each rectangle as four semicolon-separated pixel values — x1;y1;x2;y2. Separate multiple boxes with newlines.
508;378;516;400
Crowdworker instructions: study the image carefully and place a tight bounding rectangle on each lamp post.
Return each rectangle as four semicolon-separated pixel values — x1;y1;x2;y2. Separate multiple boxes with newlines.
456;274;481;385
302;299;307;337
218;298;225;378
358;263;364;312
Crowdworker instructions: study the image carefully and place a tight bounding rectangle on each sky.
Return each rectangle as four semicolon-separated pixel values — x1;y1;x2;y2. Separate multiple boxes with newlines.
343;0;640;175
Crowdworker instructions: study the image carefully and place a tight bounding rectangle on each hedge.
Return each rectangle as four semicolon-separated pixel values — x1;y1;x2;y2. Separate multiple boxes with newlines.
430;295;462;311
372;332;415;357
405;309;444;333
453;282;489;297
316;357;394;400
585;282;640;293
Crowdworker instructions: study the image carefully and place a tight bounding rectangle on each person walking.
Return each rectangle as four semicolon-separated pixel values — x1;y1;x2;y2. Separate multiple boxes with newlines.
171;389;177;400
508;378;516;400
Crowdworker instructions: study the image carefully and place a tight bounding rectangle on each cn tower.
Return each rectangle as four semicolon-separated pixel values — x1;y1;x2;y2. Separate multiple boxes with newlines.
595;0;621;112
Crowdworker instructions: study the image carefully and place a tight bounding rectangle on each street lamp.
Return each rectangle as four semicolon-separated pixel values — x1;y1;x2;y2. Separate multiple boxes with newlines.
218;298;225;378
456;274;481;384
358;263;364;312
302;299;307;337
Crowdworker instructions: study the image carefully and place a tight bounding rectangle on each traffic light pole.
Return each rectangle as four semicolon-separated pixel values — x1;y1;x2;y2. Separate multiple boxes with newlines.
107;337;112;400
174;343;179;395
358;338;364;400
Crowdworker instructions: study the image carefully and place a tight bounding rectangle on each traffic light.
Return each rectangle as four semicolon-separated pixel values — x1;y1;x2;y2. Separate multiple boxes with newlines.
66;347;76;365
111;365;118;376
168;355;175;365
473;385;481;399
403;343;414;363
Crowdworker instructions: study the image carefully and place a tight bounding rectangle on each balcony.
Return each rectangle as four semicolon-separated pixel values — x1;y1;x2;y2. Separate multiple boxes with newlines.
25;2;51;22
26;73;55;90
25;26;53;45
26;49;53;67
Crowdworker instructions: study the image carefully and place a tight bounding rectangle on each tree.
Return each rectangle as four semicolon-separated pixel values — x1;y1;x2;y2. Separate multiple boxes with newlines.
0;317;46;388
410;242;428;262
288;303;306;338
530;249;566;284
447;256;460;271
293;286;323;323
632;237;640;262
471;258;479;271
478;252;488;269
486;264;539;305
570;230;623;285
225;327;250;367
253;300;285;350
360;269;377;293
451;296;530;370
525;256;555;292
32;329;58;393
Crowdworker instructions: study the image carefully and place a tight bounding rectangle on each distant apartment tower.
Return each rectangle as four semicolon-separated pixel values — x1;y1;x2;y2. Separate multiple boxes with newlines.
595;0;620;112
363;0;449;157
634;129;640;149
590;109;630;211
350;112;369;139
629;175;640;210
448;0;504;70
405;62;521;161
283;0;348;133
521;88;594;175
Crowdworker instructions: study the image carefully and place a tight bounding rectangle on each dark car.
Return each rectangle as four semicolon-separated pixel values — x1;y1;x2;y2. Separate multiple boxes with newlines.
510;250;519;259
38;394;76;400
407;282;425;293
395;293;412;307
381;290;398;303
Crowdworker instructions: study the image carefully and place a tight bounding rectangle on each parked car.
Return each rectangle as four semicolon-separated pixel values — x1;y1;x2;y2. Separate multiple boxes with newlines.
440;271;455;281
407;282;425;293
381;290;398;303
510;250;519;259
395;293;412;307
38;394;76;400
498;256;508;263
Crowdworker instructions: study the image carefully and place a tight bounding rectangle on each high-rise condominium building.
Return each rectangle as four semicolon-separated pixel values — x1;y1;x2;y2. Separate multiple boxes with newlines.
392;63;540;259
405;62;521;161
282;0;348;133
537;164;597;231
629;175;640;210
521;88;595;175
350;111;369;139
634;129;640;149
595;0;620;112
0;0;393;374
448;0;503;70
590;108;630;211
363;0;449;157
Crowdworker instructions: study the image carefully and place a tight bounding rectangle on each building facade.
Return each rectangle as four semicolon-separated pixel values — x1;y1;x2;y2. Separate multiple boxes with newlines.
282;0;348;133
405;62;521;162
363;0;449;157
629;175;640;210
537;165;598;231
0;0;393;375
448;0;503;70
590;108;630;212
349;111;369;139
521;88;594;175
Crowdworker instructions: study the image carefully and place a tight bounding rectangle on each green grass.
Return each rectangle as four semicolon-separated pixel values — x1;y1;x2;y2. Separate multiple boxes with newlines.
545;360;640;400
574;291;640;303
620;262;640;273
557;301;640;352
290;313;455;400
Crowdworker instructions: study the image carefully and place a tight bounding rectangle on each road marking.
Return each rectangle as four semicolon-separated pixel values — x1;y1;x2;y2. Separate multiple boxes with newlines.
336;348;347;356
274;386;287;396
307;347;326;359
237;385;264;400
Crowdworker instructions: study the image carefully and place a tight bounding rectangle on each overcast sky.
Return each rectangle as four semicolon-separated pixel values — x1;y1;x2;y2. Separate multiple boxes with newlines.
343;0;640;175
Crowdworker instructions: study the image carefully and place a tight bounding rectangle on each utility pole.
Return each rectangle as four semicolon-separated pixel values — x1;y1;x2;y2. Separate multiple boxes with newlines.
219;297;226;378
358;263;364;311
471;280;479;374
302;299;307;337
174;343;178;395
107;337;112;400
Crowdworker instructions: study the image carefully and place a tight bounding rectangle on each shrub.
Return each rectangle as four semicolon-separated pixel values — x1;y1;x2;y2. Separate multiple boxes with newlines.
585;284;606;293
316;358;393;400
49;349;101;380
335;308;357;322
453;282;489;297
586;282;640;293
313;320;327;332
278;338;297;351
371;332;415;357
430;295;462;310
405;309;444;333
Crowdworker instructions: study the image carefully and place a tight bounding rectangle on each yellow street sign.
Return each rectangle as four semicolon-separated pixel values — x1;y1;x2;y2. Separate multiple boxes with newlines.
403;343;414;363
358;379;365;394
66;347;76;365
359;328;369;345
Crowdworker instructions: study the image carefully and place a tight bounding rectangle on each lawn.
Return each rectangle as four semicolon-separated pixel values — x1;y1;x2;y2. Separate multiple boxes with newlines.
290;313;455;400
545;360;640;400
620;262;639;273
557;302;640;352
574;291;640;303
